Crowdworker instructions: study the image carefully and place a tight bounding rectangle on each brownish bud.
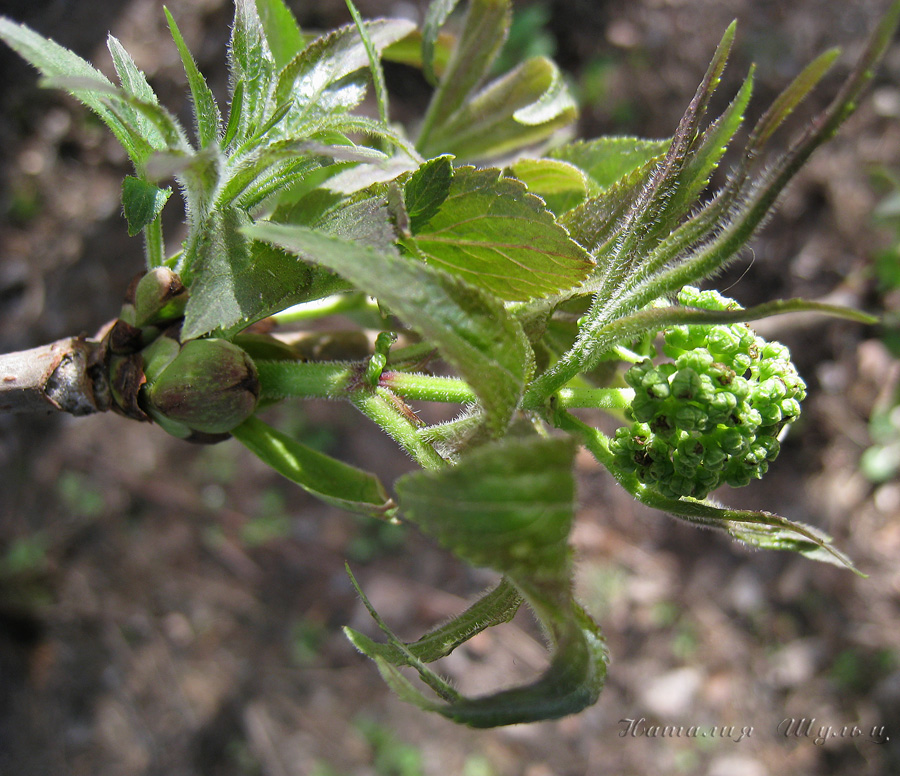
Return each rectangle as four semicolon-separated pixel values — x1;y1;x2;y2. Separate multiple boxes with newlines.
134;267;188;328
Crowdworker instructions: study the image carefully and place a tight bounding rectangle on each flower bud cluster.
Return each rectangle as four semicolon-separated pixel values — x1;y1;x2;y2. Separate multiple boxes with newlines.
103;268;259;441
609;287;806;499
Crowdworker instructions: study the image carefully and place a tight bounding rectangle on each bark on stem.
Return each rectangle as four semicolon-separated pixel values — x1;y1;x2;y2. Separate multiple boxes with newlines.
0;337;109;416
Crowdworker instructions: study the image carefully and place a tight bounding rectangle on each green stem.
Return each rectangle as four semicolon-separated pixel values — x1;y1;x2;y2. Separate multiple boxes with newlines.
145;216;165;269
380;371;478;405
552;408;617;470
257;360;358;401
554;387;633;412
353;387;447;470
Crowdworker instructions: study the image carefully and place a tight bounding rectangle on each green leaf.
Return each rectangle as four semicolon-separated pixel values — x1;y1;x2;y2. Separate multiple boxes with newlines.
223;79;245;148
560;150;666;255
397;436;576;577
404;155;454;231
344;0;390;126
419;56;577;160
345;577;521;665
385;28;453;75
255;0;304;69
232;416;397;519
274;19;415;133
107;34;158;104
588;296;877;351
165;7;222;148
248;222;531;434
122;176;172;237
507;158;588;215
229;0;277;144
421;0;461;85
749;48;841;150
640;5;900;307
182;207;337;339
358;436;609;727
409;166;593;301
417;0;511;152
548;136;670;193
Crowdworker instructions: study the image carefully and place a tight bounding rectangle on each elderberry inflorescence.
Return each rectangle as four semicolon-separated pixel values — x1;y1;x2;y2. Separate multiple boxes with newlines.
609;287;807;499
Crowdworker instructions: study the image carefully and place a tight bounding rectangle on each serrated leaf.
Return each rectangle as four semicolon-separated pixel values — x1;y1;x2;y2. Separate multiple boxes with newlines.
255;0;304;69
419;56;577;160
233;416;397;518
417;0;511;152
409;166;593;301
508;158;587;215
560;151;665;255
548;136;670;193
107;34;158;104
248;222;531;434
122;176;172;236
165;8;222;148
405;155;453;231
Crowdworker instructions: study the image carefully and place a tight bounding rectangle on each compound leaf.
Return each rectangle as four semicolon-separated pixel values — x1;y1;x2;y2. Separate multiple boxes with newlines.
417;0;511;152
0;17;153;164
274;19;415;132
353;436;610;727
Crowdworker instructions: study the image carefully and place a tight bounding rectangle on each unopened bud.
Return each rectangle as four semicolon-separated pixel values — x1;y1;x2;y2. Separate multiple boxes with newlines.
144;338;259;435
134;267;188;327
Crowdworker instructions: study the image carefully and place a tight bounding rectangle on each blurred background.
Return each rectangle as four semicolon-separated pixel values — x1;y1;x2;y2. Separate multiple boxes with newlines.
1;1;899;774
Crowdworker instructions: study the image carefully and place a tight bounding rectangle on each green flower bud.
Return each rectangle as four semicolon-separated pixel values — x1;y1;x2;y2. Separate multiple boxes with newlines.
671;368;702;400
780;397;801;420
143;338;259;435
757;402;783;426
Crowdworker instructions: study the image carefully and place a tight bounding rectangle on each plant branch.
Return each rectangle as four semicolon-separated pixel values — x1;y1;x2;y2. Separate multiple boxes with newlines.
0;337;109;416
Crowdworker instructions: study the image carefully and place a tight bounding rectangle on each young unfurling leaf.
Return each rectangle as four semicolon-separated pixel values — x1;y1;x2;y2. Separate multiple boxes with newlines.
345;436;609;727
